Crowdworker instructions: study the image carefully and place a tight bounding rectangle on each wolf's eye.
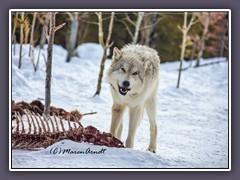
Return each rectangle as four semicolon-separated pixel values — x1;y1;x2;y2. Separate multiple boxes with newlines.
132;71;139;75
121;68;126;73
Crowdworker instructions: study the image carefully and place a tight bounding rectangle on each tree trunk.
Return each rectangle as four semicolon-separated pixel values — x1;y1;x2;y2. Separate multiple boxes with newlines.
18;12;24;69
140;13;151;45
40;14;49;49
29;12;37;57
149;13;158;47
44;13;56;116
78;22;89;44
24;19;30;44
189;40;197;67
95;48;108;95
133;12;144;44
13;35;16;56
12;12;18;43
94;12;115;96
66;13;79;62
177;12;187;88
196;13;210;67
219;20;228;57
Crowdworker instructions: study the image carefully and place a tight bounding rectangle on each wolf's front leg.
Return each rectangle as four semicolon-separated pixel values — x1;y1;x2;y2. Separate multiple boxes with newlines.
125;106;144;148
110;103;126;139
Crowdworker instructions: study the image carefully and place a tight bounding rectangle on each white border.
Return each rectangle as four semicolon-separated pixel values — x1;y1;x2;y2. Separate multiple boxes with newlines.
9;9;231;171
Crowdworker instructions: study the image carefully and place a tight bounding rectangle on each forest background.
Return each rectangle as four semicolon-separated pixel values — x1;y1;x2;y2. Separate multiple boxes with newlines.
11;11;229;63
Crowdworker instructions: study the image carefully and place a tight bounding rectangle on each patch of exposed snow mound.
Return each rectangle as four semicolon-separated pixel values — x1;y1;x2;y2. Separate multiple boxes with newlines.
12;139;176;168
12;65;32;91
76;43;109;60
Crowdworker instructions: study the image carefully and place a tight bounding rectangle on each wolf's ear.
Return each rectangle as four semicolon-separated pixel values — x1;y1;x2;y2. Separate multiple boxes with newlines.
113;47;122;61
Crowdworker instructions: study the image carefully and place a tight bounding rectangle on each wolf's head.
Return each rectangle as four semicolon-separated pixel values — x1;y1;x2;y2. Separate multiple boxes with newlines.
107;47;148;96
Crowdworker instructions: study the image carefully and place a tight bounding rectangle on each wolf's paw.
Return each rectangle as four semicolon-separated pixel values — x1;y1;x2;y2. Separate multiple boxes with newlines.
147;148;156;153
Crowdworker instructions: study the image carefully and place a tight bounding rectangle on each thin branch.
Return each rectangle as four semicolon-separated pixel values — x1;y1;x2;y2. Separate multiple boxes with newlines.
42;53;47;67
82;112;97;116
66;12;74;21
187;14;198;31
79;12;89;19
125;13;136;26
107;41;114;48
140;17;163;30
79;18;99;25
54;22;66;32
44;26;49;42
102;16;111;21
115;18;134;38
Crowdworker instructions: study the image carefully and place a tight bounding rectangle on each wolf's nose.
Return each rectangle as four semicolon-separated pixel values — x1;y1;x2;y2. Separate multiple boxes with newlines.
122;81;130;87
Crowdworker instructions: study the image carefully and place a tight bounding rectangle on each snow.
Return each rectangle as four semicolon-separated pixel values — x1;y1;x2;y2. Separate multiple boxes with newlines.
11;43;229;169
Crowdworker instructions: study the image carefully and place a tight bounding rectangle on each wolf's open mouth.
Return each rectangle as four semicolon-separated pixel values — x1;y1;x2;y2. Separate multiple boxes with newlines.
118;85;131;96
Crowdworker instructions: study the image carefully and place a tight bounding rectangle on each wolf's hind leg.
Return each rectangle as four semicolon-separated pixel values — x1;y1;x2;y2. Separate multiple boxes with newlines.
145;97;158;153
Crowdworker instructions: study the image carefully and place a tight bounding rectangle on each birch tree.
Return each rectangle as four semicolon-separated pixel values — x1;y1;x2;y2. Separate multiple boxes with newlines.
13;12;29;69
12;12;18;43
116;12;144;44
132;12;144;44
44;12;65;116
94;12;115;96
177;12;198;88
195;12;211;67
19;12;24;69
29;12;37;57
38;14;50;49
66;12;79;62
12;12;18;56
140;12;162;46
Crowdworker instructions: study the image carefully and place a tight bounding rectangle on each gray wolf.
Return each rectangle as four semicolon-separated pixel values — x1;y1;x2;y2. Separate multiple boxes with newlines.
106;44;160;153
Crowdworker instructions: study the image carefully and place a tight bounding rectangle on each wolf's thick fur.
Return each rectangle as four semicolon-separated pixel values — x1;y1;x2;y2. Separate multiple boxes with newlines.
107;44;160;153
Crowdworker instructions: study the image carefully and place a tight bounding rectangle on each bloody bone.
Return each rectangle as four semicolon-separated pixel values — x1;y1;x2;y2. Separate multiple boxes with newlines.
12;111;124;150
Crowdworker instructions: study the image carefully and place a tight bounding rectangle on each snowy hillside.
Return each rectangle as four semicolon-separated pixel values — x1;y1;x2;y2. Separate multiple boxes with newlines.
11;43;229;169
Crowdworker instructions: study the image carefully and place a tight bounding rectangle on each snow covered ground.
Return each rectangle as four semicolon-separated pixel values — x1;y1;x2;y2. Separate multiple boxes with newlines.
11;43;229;169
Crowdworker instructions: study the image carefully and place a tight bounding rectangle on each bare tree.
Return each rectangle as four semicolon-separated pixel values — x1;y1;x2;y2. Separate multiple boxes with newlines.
12;12;18;56
38;13;50;49
140;12;162;46
94;12;115;96
66;12;79;62
24;17;30;44
188;34;200;67
132;12;144;44
12;12;18;42
29;12;37;57
177;12;198;88
44;12;65;116
19;12;24;69
117;12;162;45
78;17;90;44
206;13;228;58
115;12;144;44
195;12;211;67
